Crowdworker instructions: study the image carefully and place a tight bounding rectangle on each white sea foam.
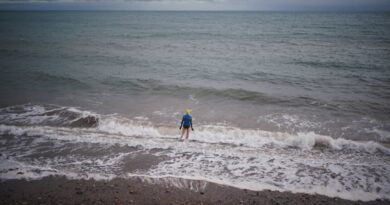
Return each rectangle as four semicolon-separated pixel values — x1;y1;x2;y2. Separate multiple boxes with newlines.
97;116;161;138
365;127;390;142
0;123;389;201
0;156;116;181
95;118;390;155
0;105;389;201
1;104;388;154
1;113;389;155
0;104;98;127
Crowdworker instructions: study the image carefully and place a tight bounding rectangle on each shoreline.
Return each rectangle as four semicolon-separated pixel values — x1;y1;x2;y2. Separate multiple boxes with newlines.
0;176;388;205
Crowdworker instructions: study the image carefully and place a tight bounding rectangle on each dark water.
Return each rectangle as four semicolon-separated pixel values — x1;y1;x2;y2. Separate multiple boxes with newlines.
1;11;390;139
0;11;389;201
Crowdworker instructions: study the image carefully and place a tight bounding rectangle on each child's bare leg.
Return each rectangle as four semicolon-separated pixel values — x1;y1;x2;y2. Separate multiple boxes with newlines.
185;129;190;139
180;128;186;139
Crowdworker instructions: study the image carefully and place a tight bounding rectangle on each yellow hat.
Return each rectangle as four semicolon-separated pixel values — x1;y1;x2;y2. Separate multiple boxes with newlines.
185;108;192;114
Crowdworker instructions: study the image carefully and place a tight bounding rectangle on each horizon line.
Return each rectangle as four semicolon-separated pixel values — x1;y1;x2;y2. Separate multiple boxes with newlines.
1;9;389;12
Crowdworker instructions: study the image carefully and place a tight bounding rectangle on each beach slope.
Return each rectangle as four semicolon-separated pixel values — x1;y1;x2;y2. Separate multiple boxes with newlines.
0;176;388;205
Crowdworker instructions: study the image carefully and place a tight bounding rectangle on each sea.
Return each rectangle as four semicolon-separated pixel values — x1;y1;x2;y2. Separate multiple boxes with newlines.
0;11;389;201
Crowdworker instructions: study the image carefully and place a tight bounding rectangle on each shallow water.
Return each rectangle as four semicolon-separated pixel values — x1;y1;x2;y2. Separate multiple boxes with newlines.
0;104;389;201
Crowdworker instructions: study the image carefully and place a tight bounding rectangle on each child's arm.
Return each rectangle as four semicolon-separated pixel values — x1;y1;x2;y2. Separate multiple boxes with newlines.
179;117;184;129
190;118;193;131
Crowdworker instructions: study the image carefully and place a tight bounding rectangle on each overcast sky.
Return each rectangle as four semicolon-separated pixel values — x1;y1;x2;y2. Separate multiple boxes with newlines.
0;0;389;11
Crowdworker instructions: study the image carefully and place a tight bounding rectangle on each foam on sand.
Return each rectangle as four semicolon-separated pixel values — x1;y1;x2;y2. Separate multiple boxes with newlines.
0;104;389;201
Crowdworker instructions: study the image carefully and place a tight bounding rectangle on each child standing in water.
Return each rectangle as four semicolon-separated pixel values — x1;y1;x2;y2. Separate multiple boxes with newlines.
179;108;194;140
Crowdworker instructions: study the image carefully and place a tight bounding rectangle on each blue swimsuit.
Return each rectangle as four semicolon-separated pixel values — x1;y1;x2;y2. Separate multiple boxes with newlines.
180;114;193;129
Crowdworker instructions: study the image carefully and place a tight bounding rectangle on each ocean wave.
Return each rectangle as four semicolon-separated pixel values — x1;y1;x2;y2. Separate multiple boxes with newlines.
290;59;384;71
0;104;98;128
0;71;89;91
0;104;388;155
229;71;309;87
97;118;390;154
101;77;390;115
101;77;332;108
0;104;389;202
32;72;89;88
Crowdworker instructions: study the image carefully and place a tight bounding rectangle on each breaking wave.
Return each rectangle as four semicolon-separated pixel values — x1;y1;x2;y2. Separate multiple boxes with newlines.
0;104;388;155
0;104;98;128
0;104;389;201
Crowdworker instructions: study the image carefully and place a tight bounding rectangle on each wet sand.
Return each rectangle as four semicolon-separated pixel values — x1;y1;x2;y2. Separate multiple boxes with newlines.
0;176;388;205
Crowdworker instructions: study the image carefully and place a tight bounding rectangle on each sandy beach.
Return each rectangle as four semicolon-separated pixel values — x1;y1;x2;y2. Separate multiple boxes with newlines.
1;176;389;205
